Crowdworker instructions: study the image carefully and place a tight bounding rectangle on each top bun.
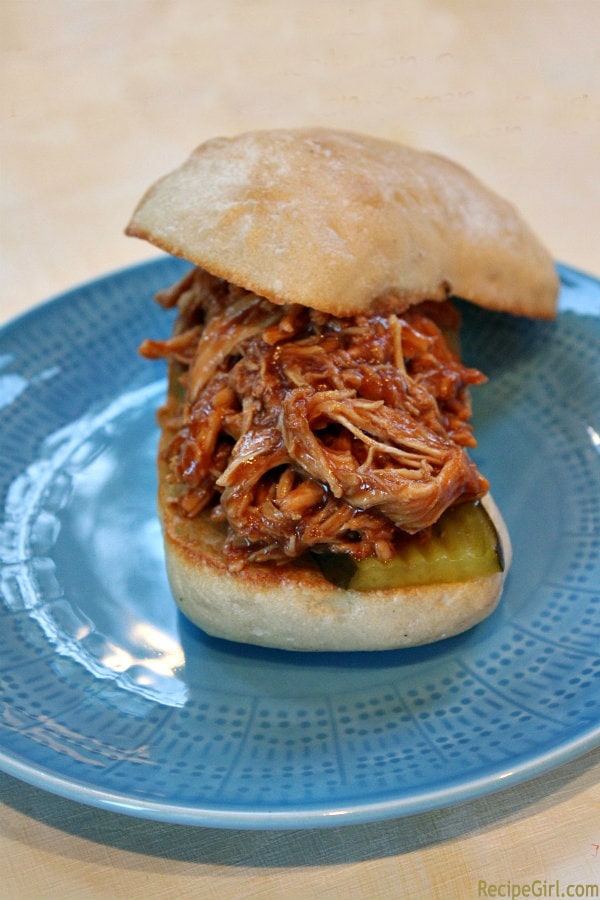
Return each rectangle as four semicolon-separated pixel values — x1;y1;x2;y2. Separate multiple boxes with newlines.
126;127;559;319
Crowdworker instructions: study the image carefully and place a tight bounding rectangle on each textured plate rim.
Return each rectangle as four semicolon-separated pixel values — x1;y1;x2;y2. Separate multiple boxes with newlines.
1;722;599;829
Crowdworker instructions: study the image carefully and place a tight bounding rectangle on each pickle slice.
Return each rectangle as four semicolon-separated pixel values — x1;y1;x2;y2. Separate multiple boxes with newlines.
317;501;503;591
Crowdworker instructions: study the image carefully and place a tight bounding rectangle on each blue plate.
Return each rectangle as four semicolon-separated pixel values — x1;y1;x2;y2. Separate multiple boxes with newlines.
1;258;599;829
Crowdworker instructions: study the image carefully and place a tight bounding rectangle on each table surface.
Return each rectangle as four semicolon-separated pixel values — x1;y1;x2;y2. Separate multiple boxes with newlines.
1;2;599;897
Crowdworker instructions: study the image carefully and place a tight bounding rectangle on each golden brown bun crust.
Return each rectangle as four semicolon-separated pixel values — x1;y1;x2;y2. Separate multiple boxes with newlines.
127;127;559;319
159;453;512;652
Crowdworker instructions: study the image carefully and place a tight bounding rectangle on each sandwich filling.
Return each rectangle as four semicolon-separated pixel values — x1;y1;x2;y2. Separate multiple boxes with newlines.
140;267;489;572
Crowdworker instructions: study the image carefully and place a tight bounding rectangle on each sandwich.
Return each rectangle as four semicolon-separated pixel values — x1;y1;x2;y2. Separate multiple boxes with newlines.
126;128;559;651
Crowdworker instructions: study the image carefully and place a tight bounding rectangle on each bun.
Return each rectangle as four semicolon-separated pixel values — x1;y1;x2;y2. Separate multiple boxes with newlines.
128;128;532;651
127;127;558;319
159;434;512;651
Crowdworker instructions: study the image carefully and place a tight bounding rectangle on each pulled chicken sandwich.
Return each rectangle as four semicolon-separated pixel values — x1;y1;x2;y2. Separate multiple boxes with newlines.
127;128;559;651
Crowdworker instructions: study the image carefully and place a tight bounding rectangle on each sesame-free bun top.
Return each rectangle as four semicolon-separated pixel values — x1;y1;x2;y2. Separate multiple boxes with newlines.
126;127;559;319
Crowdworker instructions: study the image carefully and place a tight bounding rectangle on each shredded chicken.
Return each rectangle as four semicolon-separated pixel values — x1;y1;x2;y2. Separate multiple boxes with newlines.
140;267;489;569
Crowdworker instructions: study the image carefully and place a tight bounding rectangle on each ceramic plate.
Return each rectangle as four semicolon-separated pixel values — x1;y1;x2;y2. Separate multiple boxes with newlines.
1;258;599;829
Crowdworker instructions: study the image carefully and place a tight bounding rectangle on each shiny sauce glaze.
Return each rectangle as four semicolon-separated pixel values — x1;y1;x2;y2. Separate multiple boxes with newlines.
140;268;488;570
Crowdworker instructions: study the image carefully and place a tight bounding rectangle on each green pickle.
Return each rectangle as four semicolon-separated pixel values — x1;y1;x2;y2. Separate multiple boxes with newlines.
318;501;503;591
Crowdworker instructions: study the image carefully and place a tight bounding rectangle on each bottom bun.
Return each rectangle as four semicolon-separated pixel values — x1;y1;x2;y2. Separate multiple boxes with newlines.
159;469;512;651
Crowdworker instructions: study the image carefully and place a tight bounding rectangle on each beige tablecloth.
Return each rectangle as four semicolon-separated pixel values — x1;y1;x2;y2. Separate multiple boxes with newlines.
1;2;599;897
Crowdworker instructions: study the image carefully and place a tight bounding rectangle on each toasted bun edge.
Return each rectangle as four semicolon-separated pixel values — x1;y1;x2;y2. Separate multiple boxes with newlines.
160;486;512;652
